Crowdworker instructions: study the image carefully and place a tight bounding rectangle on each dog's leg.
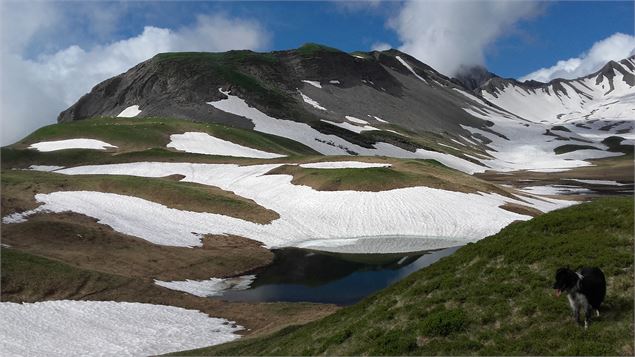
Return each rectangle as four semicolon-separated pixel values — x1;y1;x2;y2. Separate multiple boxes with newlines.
595;309;600;317
567;295;577;320
574;304;581;325
583;303;593;330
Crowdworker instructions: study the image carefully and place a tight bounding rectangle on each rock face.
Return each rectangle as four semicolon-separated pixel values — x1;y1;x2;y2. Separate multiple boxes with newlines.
57;45;634;169
452;65;498;91
57;44;495;136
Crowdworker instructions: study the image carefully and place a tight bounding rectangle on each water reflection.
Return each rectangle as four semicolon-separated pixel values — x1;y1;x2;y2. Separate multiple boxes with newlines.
217;245;460;305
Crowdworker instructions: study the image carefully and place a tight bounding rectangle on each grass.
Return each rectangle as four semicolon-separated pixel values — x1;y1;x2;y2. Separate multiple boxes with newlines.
1;169;278;224
12;117;318;156
1;248;131;302
179;197;634;356
1;247;336;338
295;43;342;57
602;136;635;154
152;52;292;111
265;158;511;195
554;144;603;154
155;51;280;65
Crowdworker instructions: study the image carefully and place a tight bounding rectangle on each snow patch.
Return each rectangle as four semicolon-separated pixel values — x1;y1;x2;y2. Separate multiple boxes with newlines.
207;90;486;173
167;132;285;159
519;185;592;195
14;162;577;252
329;80;340;84
299;91;327;111
0;300;242;357
302;80;322;88
28;139;117;152
155;275;256;297
396;56;428;84
299;161;391;169
570;179;627;186
295;236;464;254
345;116;369;125
117;105;141;118
321;120;379;134
26;165;64;172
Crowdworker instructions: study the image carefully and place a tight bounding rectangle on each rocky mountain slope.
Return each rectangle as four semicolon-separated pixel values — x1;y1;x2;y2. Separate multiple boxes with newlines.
56;44;634;175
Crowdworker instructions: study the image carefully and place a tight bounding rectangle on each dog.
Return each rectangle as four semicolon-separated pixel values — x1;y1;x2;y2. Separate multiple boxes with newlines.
552;267;606;329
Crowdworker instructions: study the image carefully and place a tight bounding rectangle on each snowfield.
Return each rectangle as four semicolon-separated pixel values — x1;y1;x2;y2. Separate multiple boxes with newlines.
466;60;633;172
345;116;369;125
396;56;428;84
4;162;574;252
519;185;592;195
571;179;627;186
155;275;256;297
301;80;322;88
167;132;285;158
28;139;117;152
208;90;485;173
459;106;624;172
117;105;141;118
26;165;64;172
0;300;242;357
321;119;379;134
299;91;327;111
298;161;391;169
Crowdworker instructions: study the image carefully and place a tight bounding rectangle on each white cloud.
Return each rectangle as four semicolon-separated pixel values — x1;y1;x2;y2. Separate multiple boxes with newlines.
1;5;270;145
520;33;635;83
371;42;391;51
388;1;541;76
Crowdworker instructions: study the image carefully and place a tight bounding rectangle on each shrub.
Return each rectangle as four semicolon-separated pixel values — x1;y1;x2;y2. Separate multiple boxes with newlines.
419;309;468;337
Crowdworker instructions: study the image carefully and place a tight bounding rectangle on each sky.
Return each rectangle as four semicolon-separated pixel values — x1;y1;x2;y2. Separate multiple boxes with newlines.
1;0;634;145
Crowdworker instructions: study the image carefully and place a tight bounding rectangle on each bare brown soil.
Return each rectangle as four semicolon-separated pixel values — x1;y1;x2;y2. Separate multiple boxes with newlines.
1;170;279;224
266;158;513;197
1;212;273;281
476;155;634;186
1;247;338;338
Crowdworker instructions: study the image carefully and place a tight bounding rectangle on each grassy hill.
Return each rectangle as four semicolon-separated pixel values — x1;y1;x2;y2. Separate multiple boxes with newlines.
178;197;634;356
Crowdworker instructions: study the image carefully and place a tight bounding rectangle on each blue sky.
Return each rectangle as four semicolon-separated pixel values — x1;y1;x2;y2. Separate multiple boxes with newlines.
2;1;634;144
27;1;633;78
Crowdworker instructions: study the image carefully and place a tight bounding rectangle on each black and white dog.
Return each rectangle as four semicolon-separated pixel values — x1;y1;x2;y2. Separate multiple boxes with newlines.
552;267;606;329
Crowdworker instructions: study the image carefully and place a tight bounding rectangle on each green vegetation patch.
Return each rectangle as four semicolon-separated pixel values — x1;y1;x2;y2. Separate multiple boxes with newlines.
181;197;634;356
551;125;571;132
554;144;603;154
1;248;131;302
295;43;342;57
266;157;509;195
153;51;291;111
10;117;318;156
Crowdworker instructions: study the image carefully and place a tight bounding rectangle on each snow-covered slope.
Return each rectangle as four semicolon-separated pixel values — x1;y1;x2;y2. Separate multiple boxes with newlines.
0;300;242;356
481;57;635;125
29;139;117;152
4;162;574;253
51;46;634;175
451;57;635;172
167;132;285;158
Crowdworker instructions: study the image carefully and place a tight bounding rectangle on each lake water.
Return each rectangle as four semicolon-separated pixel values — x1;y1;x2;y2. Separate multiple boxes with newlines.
216;245;461;305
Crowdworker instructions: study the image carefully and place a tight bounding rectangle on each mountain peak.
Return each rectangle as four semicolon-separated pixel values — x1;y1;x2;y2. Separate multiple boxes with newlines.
452;65;499;91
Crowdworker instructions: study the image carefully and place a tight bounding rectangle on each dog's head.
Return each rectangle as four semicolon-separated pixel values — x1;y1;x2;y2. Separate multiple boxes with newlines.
552;267;579;297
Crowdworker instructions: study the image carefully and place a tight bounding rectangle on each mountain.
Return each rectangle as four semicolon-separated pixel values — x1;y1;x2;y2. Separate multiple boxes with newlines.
2;44;634;355
452;65;498;91
55;44;634;175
